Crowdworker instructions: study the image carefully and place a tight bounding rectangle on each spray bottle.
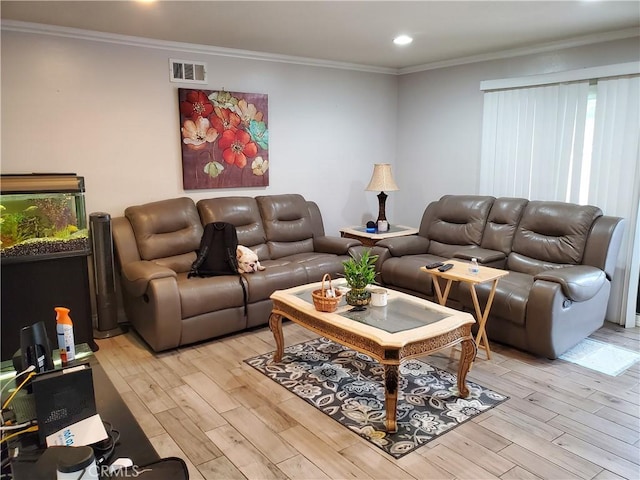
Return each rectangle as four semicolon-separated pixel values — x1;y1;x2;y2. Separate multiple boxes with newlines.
55;307;76;364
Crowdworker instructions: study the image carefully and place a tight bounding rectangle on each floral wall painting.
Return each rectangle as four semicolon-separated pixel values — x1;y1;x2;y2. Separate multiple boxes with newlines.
179;88;269;189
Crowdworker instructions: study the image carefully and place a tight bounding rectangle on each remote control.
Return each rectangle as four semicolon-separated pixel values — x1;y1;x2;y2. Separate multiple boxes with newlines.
438;263;454;272
426;262;444;269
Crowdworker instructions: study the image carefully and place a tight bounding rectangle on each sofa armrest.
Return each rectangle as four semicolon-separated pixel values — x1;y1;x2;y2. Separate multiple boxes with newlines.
314;235;361;255
583;215;625;281
534;265;606;302
376;236;430;257
121;260;177;297
453;247;505;264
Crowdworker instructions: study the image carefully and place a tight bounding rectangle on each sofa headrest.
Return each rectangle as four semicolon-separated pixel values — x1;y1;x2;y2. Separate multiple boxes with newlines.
125;197;202;261
512;201;603;265
256;194;314;258
428;195;495;246
256;194;313;241
197;197;268;258
481;197;529;254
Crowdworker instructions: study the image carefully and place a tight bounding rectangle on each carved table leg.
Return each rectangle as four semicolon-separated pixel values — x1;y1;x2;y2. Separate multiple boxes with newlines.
269;312;284;362
383;364;399;432
457;338;477;398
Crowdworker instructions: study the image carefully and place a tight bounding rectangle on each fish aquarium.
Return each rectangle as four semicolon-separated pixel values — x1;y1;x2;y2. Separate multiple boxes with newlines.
0;174;89;262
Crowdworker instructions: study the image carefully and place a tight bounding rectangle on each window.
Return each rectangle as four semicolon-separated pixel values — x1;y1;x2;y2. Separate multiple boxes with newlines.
480;69;639;327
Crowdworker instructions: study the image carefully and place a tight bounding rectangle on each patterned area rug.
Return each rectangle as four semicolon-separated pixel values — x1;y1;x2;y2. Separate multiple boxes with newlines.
244;337;508;458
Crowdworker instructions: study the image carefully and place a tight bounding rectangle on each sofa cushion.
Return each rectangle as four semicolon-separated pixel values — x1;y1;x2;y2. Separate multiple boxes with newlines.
427;195;495;256
458;270;533;327
511;201;602;272
125;197;202;269
153;253;198;274
481;198;528;254
279;252;351;283
257;194;315;259
241;262;308;302
380;255;444;297
197;197;270;260
505;253;564;277
178;273;248;318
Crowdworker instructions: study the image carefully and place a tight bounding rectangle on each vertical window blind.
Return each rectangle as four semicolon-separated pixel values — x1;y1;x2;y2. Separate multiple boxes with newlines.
480;68;639;327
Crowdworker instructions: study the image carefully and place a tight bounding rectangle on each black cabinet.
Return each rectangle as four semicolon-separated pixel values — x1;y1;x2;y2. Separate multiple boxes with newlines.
1;253;97;361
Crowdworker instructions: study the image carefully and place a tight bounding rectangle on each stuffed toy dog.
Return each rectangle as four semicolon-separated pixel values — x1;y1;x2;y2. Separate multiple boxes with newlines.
236;245;266;273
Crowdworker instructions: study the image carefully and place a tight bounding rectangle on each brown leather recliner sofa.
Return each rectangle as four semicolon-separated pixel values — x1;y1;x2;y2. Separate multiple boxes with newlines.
111;194;362;352
373;195;625;359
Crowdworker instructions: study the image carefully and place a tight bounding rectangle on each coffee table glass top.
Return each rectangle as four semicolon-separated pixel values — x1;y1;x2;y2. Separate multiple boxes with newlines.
294;288;449;334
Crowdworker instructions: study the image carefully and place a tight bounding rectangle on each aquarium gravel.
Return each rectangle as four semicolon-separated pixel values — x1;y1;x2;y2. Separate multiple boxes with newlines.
1;236;89;258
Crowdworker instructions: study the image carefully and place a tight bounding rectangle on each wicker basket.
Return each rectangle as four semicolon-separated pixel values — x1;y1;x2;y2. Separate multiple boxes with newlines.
312;274;342;313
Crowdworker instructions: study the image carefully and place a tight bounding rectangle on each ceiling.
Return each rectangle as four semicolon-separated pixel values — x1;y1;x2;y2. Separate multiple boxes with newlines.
1;1;639;72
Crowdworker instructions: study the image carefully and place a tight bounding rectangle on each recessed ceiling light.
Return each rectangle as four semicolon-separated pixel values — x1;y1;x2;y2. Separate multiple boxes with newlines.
393;35;413;46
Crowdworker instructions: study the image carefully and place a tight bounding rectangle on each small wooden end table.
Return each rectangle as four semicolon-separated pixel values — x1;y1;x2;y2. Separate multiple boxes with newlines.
421;260;508;360
340;225;418;247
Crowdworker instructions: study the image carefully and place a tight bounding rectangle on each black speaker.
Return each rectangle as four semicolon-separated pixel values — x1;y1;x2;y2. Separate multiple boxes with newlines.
17;321;54;374
90;212;126;339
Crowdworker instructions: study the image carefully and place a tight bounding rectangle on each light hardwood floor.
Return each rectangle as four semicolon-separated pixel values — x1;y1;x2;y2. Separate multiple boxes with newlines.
94;321;640;480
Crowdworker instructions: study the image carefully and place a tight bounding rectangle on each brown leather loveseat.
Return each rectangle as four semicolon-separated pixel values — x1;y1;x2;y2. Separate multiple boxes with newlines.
112;194;361;352
373;195;625;359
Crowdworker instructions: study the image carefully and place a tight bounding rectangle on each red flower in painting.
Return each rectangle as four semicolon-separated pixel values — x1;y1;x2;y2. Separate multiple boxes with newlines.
218;129;258;168
211;107;241;135
180;90;213;120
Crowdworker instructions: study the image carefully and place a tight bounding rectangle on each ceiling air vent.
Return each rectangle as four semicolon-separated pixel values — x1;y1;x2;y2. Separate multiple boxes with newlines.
169;59;207;84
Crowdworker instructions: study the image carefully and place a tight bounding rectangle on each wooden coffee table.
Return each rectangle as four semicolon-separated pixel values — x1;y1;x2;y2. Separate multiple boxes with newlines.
268;280;477;432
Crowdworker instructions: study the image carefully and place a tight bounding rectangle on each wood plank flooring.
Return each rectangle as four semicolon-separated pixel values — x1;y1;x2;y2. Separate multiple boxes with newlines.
94;322;640;480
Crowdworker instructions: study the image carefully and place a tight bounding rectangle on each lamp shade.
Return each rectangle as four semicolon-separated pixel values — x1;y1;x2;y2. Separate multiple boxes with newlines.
365;164;399;192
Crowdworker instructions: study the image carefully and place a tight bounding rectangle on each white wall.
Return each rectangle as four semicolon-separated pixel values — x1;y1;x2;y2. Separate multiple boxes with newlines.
0;30;398;236
393;37;640;227
2;29;638;232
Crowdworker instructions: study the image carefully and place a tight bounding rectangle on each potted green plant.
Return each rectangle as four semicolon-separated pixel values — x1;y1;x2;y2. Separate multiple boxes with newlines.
342;249;378;309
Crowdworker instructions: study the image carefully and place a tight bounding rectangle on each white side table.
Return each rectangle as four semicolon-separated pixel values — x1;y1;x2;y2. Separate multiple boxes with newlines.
340;225;418;247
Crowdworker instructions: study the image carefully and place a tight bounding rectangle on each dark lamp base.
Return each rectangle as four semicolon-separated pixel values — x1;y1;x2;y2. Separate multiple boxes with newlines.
376;191;388;224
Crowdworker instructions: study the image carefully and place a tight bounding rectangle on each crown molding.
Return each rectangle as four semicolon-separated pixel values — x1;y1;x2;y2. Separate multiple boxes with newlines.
399;27;640;75
0;20;397;75
2;20;638;77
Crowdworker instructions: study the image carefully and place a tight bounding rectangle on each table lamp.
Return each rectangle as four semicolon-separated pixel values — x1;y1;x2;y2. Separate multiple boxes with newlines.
365;163;399;227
